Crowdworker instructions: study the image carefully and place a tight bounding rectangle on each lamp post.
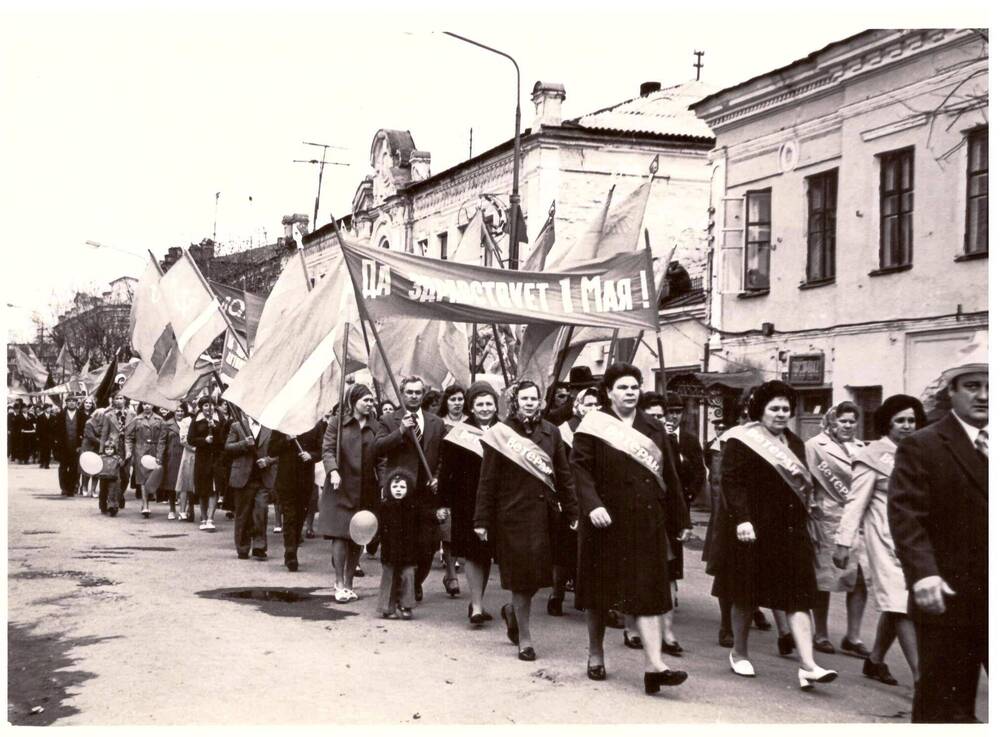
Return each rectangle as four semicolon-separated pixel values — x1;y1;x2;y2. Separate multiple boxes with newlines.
84;240;146;263
443;31;523;270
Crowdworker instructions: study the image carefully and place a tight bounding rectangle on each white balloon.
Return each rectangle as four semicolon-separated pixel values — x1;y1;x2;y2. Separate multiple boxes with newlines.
79;451;103;476
140;454;160;471
314;463;326;487
349;510;379;546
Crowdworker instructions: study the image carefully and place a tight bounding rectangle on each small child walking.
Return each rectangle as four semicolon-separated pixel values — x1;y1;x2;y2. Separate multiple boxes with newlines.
377;468;432;619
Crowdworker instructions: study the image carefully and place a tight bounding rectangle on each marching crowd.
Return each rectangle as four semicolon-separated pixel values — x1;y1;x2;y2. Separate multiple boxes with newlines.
7;353;987;721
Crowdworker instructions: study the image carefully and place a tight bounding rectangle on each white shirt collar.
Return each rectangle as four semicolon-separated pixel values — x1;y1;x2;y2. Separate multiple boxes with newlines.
408;408;425;434
951;410;988;446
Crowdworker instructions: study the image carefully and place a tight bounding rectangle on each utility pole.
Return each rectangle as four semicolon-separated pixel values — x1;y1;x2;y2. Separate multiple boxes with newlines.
212;191;220;242
295;141;349;232
694;50;705;81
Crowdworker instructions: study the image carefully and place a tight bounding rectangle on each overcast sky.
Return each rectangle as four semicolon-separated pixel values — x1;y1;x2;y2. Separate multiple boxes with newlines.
1;1;988;341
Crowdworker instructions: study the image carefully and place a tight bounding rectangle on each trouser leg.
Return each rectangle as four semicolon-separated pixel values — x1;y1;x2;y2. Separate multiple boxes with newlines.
913;620;985;723
233;485;254;555
252;485;269;551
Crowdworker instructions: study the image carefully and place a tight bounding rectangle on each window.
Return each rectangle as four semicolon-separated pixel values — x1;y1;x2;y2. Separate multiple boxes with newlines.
744;189;771;290
850;386;883;441
965;127;988;255
806;170;837;282
416;238;428;256
437;232;448;260
879;148;914;268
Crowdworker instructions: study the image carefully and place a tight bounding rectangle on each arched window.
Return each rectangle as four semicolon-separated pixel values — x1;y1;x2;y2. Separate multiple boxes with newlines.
378;237;391;250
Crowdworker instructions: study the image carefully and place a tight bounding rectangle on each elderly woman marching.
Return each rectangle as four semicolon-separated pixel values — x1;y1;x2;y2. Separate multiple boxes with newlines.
572;363;689;694
714;380;837;690
473;380;578;662
129;402;166;518
804;402;870;656
834;395;926;686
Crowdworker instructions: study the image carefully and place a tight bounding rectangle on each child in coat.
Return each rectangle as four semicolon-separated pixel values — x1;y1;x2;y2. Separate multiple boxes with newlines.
377;468;433;619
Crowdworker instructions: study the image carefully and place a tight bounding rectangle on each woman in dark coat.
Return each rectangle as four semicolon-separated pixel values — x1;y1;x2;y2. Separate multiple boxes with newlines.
157;406;183;517
317;383;378;602
713;380;837;690
572;363;689;693
188;396;227;531
473;380;578;661
438;381;499;624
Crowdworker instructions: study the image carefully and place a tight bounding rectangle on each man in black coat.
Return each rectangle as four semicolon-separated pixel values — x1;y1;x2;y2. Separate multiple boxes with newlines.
660;392;707;508
374;376;446;599
272;419;325;571
36;405;56;469
889;359;988;723
52;396;87;496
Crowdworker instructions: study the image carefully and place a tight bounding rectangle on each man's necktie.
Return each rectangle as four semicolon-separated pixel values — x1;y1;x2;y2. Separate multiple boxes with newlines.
975;429;988;459
411;414;422;442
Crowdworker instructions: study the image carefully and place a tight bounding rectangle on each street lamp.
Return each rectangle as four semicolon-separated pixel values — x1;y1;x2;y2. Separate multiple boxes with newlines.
443;31;523;270
84;240;146;262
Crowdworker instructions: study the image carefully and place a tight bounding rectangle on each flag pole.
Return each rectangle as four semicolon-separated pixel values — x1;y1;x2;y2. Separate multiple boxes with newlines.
491;324;511;387
181;248;250;357
334;230;434;480
644;229;670;391
334;323;351;468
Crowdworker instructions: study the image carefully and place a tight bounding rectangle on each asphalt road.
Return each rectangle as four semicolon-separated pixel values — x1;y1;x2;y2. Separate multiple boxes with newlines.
6;463;987;725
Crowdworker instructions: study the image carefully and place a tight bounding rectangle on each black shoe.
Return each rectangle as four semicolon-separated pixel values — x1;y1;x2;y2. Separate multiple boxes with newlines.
354;565;365;578
752;610;771;630
841;637;872;658
587;660;607;681
813;637;835;654
623;631;643;649
501;603;519;645
251;548;268;561
397;607;413;620
661;640;684;657
225;511;235;520
862;658;898;685
644;668;688;693
108;507;118;517
517;647;536;661
237;551;250;560
468;603;486;625
778;633;795;656
564;578;575;593
415;583;423;602
482;611;494;621
718;629;734;648
285;556;299;572
605;609;625;629
547;595;563;617
444;576;460;597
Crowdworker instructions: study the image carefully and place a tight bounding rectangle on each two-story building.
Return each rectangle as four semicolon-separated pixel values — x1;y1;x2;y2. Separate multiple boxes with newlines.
692;29;988;440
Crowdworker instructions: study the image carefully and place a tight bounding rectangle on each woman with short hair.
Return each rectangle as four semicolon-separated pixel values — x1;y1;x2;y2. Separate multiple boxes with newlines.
804;401;869;656
572;363;689;693
714;380;837;690
474;380;578;661
834;394;925;686
188;396;227;531
435;384;468;596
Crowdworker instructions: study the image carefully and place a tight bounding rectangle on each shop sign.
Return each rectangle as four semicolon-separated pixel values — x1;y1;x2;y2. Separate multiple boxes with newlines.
788;353;825;385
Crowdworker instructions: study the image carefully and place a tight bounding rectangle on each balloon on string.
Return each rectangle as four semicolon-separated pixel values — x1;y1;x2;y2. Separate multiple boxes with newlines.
314;463;326;487
349;511;378;546
140;455;160;471
79;451;103;476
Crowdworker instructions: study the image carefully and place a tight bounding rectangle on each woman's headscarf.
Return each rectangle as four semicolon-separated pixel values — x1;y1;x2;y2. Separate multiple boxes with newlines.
345;383;373;416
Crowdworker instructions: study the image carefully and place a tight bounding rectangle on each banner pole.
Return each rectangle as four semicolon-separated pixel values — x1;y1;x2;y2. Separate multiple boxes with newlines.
491;324;511;387
334;322;350;468
182;248;250;357
338;235;436;482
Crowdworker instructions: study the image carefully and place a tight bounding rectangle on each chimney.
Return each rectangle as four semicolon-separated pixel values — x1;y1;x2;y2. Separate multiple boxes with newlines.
640;81;661;97
281;213;310;239
531;81;566;129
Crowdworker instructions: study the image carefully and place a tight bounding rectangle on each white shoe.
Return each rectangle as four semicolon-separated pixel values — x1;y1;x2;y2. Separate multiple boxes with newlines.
333;588;351;603
273;526;282;533
798;666;837;690
729;651;756;677
167;512;176;520
91;490;99;498
205;519;216;531
199;521;208;530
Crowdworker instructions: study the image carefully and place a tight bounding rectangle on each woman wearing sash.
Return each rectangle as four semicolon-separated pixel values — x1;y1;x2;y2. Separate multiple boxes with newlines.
833;395;924;686
714;380;838;690
572;363;689;694
439;382;499;624
435;384;467;596
473;380;578;662
549;387;601;617
804;402;869;656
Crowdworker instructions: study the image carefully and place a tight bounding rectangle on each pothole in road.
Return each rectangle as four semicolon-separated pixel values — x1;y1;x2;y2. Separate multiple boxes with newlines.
197;587;359;622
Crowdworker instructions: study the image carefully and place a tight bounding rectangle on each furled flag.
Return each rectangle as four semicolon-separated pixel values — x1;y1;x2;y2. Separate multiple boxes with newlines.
222;244;367;435
93;356;119;408
12;345;50;391
54;343;76;383
521;204;556;273
159;252;228;366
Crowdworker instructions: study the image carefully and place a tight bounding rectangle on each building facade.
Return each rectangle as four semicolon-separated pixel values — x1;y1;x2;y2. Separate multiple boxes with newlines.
304;79;717;416
692;28;988;440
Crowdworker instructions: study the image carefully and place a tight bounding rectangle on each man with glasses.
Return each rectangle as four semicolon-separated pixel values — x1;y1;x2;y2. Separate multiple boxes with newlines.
375;376;447;601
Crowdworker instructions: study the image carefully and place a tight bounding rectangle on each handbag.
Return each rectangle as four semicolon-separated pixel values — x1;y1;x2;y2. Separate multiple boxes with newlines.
97;454;121;479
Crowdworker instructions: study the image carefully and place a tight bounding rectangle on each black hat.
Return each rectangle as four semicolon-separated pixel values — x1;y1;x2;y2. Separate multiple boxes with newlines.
663;391;684;410
567;366;597;388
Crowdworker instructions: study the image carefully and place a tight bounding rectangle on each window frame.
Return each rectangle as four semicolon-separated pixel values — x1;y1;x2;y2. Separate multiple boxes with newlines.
964;126;988;256
437;232;448;260
805;169;838;283
744;188;772;291
878;147;915;269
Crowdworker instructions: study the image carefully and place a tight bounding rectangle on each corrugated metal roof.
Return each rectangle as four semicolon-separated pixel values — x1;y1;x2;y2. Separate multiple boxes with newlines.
571;80;716;139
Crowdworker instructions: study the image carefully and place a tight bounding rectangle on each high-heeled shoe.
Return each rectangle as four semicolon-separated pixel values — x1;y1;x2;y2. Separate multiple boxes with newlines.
587;658;606;681
444;576;460;597
517;646;536;661
862;658;897;685
752;609;771;630
777;633;795;656
644;668;687;693
623;631;642;649
501;603;519;645
797;666;838;690
468;603;486;626
661;640;684;656
547;595;563;617
729;651;755;677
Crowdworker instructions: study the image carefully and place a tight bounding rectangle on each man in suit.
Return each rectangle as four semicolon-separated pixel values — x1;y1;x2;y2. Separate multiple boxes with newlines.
100;393;137;515
661;392;707;508
226;415;279;560
272;419;326;571
36;405;56;469
889;348;988;723
52;396;87;496
375;375;447;600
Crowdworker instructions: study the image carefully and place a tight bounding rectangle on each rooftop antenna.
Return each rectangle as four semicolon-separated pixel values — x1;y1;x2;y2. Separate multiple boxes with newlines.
694;50;705;81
